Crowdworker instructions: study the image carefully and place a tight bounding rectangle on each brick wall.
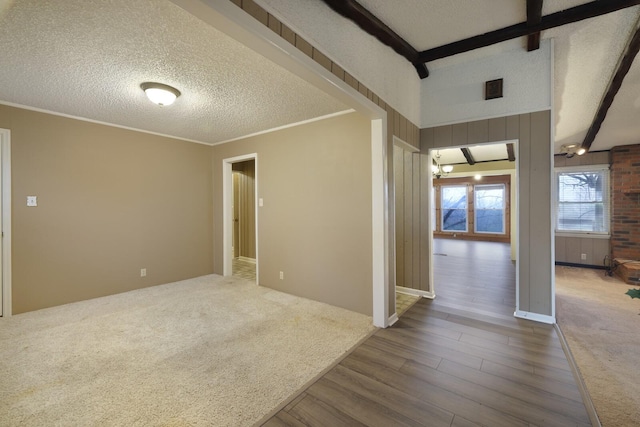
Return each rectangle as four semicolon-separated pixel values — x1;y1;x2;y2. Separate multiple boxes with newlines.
611;144;640;261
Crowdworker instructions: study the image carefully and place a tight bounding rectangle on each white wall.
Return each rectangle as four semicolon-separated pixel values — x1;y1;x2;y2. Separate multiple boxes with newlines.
256;0;422;125
421;39;553;127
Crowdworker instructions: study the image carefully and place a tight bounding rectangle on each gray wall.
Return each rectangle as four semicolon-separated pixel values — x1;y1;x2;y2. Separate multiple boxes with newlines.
554;151;610;266
421;111;554;318
212;112;374;316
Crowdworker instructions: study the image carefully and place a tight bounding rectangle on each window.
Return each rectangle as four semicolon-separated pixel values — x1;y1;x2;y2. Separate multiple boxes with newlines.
475;184;505;234
555;166;609;234
441;185;467;232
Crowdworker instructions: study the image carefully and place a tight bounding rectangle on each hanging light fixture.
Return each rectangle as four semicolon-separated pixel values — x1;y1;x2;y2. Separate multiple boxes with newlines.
140;82;181;106
432;151;453;179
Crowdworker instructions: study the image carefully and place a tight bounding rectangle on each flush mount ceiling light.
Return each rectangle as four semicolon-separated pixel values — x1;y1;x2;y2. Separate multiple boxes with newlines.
140;82;181;106
560;143;586;158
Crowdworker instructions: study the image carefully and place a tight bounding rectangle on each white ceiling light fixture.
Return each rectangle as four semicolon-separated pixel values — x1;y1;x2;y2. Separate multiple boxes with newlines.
140;82;181;106
560;143;586;158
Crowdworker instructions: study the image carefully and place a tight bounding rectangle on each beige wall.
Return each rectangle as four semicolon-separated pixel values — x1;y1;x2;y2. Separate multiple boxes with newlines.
212;112;373;315
421;111;554;318
0;105;213;314
554;150;610;266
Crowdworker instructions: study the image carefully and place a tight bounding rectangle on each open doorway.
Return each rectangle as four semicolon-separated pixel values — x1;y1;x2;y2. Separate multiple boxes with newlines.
429;141;518;318
232;159;256;282
223;153;258;283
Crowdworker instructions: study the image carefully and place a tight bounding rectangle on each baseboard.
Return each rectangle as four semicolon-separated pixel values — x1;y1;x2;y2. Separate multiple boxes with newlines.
554;324;602;427
396;286;435;300
555;261;606;270
514;310;555;324
387;313;399;327
238;256;256;264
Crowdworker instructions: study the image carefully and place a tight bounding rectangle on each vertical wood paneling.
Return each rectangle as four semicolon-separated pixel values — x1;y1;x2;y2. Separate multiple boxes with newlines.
518;114;532;312
580;238;594;265
434;125;453;147
233;160;256;259
593;239;610;266
420;128;434;151
529;111;552;315
566;238;581;264
488;117;507;142
468;120;489;144
403;151;414;288
555;236;566;262
506;115;520;140
394;147;405;287
452;123;468;146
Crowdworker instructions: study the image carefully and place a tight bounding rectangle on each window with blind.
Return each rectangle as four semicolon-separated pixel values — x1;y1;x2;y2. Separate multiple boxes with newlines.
555;166;609;234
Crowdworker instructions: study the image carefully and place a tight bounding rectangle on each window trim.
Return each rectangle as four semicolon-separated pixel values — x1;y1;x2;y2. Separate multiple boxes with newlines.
554;164;610;237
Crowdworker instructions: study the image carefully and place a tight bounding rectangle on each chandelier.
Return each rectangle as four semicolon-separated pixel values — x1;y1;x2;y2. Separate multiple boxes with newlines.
432;150;453;179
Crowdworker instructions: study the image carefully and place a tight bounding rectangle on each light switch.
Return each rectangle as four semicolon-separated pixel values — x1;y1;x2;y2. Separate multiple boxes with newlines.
259;198;264;207
27;196;37;207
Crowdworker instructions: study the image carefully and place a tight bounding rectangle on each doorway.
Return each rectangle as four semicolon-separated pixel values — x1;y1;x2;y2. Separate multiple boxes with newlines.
428;141;519;317
232;159;256;281
223;153;258;283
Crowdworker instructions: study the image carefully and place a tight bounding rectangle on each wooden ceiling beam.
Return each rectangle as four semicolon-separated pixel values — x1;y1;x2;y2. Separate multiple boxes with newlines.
320;0;429;78
461;148;476;165
527;0;543;51
581;25;640;151
419;0;640;63
506;143;516;162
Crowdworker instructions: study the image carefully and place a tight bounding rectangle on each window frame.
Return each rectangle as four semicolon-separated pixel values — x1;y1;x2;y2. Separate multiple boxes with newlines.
474;183;506;235
554;164;610;238
440;184;469;233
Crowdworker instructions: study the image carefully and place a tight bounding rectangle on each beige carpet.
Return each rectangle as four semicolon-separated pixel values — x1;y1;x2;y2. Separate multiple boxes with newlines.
0;275;375;426
555;266;640;427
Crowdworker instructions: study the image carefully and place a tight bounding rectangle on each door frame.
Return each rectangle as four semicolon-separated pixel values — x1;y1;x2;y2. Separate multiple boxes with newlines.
0;128;12;317
222;153;258;281
428;140;519;304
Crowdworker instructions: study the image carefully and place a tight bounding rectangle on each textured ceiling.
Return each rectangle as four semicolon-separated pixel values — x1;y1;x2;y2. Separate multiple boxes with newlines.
1;0;639;154
0;0;348;145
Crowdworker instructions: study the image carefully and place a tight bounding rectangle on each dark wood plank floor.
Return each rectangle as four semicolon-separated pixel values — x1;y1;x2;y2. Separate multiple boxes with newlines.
263;239;592;427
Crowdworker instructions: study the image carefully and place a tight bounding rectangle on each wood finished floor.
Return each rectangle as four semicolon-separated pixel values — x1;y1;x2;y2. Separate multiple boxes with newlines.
263;239;592;427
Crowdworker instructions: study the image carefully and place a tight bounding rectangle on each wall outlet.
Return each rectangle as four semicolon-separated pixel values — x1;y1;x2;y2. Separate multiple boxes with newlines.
279;271;284;280
140;268;147;277
581;253;587;260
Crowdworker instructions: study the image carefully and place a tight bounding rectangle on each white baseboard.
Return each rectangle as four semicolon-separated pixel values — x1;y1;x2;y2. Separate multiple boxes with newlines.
514;310;555;324
387;313;399;327
238;256;256;264
396;286;435;300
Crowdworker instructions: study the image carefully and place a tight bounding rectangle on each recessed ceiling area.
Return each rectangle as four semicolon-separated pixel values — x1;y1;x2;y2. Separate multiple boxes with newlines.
434;143;512;166
0;0;349;145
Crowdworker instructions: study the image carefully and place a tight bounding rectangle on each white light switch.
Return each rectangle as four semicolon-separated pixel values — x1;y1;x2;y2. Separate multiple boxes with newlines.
259;198;264;207
27;196;37;207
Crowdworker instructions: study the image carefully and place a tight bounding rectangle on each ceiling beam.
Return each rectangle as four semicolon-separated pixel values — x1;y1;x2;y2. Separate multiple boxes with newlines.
527;0;543;51
419;0;640;63
581;24;640;151
506;143;516;162
320;0;429;78
461;148;476;165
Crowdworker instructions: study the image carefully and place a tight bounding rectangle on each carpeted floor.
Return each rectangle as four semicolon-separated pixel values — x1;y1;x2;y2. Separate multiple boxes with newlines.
555;266;640;427
0;275;375;426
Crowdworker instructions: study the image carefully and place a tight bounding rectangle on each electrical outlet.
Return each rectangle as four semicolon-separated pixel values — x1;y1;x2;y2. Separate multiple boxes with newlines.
279;271;284;280
581;254;587;260
140;268;146;277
